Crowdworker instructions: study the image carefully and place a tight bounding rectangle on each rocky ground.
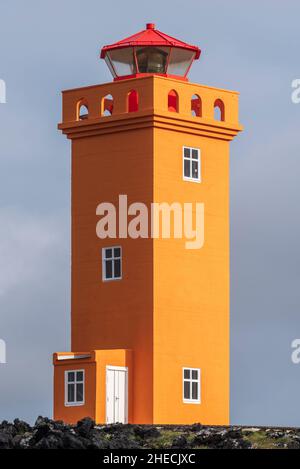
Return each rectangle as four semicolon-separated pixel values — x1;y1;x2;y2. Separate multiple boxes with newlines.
0;417;299;449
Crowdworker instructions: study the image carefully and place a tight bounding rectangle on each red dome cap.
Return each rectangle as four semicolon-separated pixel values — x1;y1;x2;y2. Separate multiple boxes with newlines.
101;23;201;59
100;24;201;81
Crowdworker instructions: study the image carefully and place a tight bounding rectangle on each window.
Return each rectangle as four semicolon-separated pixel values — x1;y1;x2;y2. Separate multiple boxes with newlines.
167;49;195;77
183;146;201;182
183;368;201;404
102;246;122;281
105;47;136;77
65;370;84;406
136;46;169;74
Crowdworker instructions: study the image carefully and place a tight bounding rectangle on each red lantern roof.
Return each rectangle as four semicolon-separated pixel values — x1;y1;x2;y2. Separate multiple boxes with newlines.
100;23;201;59
100;24;201;81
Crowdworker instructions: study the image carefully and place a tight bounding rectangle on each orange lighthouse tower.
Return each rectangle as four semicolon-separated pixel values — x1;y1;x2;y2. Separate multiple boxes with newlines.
53;23;242;425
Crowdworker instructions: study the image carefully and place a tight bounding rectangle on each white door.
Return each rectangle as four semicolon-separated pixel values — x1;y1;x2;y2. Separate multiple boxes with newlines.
106;366;128;424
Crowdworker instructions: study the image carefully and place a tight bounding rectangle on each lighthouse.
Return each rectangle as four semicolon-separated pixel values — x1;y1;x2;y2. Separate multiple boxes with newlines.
53;23;242;425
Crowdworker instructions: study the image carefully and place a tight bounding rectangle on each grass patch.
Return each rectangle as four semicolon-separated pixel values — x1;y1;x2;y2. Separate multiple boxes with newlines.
245;431;291;449
147;430;182;449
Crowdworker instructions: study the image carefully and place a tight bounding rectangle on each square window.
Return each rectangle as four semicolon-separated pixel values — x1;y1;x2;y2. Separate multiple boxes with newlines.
114;247;121;258
192;382;198;400
105;248;113;259
105;260;113;279
183;368;201;404
184;147;190;159
114;259;121;278
68;383;75;403
102;246;122;281
192;160;198;179
184;381;190;400
184;159;190;178
65;370;85;406
183;147;201;183
76;383;84;402
192;149;198;159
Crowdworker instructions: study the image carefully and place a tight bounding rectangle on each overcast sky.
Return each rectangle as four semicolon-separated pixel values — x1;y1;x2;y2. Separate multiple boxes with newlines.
0;0;300;426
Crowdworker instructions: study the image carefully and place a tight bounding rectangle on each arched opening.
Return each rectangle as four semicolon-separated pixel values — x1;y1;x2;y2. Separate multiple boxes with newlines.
102;94;114;116
214;99;225;121
168;90;178;112
77;101;89;121
191;94;201;117
128;90;139;112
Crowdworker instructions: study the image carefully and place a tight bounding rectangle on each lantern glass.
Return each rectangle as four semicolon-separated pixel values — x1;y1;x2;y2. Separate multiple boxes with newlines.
106;47;136;77
104;54;117;78
136;46;170;74
167;49;195;76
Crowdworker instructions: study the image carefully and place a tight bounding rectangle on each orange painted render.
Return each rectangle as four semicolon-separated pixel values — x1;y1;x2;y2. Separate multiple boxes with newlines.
53;350;133;424
54;75;242;425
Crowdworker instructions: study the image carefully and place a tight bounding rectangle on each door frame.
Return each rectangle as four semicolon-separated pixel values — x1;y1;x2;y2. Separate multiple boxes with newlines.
106;365;128;424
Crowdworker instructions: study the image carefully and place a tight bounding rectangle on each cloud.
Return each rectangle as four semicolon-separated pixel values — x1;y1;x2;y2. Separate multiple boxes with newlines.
0;208;61;297
0;208;70;423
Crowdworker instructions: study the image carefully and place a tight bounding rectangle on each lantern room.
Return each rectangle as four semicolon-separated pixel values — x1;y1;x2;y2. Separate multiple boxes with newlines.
100;23;201;81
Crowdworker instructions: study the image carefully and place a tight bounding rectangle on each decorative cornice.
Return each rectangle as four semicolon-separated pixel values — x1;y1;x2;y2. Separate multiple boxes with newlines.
58;111;243;141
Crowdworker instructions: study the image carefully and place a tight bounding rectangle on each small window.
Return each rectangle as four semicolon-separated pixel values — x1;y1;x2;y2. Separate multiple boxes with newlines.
65;370;85;406
102;246;122;281
183;368;201;404
183;146;201;183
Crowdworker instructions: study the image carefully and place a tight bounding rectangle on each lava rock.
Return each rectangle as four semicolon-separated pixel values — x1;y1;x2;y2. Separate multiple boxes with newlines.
190;423;202;432
35;434;65;450
0;432;13;449
62;433;89;449
13;419;31;434
0;421;16;437
109;434;141;449
34;423;52;442
87;436;110;449
172;435;188;448
76;417;95;437
193;428;224;447
134;426;161;439
266;429;285;439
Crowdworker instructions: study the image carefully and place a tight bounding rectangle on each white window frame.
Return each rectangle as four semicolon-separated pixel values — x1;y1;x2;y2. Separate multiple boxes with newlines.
64;369;85;407
182;146;201;183
102;246;122;282
183;367;201;404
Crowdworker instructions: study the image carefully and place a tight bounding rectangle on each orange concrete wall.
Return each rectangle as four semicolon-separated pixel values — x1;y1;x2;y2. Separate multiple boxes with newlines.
53;350;132;424
153;128;230;425
53;356;96;423
94;349;133;423
57;75;241;425
71;128;154;423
